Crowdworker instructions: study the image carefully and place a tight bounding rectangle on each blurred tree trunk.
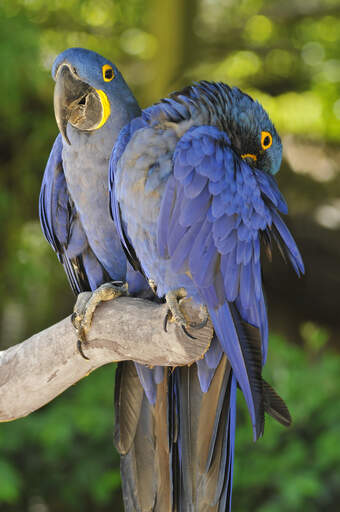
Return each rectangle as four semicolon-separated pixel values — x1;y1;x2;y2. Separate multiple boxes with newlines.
146;0;198;103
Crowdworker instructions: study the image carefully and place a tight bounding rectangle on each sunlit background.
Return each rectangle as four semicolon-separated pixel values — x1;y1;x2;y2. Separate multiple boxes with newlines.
1;0;340;510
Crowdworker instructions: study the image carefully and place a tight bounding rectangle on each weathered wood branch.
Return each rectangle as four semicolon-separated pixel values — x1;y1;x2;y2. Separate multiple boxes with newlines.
0;297;213;423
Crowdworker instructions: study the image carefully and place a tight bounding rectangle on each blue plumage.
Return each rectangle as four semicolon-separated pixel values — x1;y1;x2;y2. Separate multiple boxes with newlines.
111;81;303;510
40;49;162;412
39;134;110;293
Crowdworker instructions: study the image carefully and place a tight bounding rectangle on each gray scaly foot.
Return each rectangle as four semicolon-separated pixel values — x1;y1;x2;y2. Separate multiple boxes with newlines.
164;288;208;339
71;281;128;359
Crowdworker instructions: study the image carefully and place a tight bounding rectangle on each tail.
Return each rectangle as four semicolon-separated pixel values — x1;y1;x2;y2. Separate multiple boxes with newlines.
114;357;236;512
171;357;236;511
114;361;172;511
114;360;290;511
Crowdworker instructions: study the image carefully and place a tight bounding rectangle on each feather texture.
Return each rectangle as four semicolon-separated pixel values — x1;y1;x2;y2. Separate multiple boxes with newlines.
39;134;111;294
111;80;303;510
170;358;236;511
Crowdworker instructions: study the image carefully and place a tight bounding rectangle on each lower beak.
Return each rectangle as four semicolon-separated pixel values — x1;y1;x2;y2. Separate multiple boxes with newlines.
54;65;91;145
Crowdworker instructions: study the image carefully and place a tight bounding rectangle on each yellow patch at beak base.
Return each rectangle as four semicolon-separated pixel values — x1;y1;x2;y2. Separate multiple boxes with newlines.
95;89;111;129
241;153;257;162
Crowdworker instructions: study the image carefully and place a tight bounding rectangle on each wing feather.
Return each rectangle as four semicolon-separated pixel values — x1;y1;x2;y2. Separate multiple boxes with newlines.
157;124;303;439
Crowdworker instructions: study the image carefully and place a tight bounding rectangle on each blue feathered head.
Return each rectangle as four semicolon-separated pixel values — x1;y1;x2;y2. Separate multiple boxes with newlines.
164;81;282;176
225;86;282;175
52;47;140;144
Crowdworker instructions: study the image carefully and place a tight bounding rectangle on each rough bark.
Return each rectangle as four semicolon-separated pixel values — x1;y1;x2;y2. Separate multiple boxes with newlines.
0;297;213;422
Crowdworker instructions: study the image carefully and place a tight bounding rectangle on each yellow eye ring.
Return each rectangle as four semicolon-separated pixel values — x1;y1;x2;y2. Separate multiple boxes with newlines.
261;131;272;150
102;64;114;82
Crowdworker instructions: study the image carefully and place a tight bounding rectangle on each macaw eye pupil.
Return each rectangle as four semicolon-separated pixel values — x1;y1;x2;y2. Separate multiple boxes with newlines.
263;136;270;146
105;69;113;79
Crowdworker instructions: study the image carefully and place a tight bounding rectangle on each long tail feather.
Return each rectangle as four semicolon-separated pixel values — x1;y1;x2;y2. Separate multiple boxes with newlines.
172;355;236;511
115;359;290;511
263;379;292;427
114;362;172;511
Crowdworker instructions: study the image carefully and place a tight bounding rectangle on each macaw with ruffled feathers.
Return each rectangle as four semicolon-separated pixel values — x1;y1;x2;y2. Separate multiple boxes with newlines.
110;81;304;510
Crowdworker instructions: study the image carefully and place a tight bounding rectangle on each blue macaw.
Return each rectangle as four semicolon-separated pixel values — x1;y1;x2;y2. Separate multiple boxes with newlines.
39;47;140;292
39;48;169;510
111;81;304;510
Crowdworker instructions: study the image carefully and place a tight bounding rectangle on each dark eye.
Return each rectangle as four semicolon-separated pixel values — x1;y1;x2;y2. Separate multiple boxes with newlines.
105;69;113;79
261;131;272;150
102;64;114;82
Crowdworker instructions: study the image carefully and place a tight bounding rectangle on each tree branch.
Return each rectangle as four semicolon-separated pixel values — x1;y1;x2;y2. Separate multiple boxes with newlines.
0;297;213;422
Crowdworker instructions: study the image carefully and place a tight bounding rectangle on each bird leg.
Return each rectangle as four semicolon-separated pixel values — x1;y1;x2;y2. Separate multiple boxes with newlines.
71;281;128;360
164;288;209;339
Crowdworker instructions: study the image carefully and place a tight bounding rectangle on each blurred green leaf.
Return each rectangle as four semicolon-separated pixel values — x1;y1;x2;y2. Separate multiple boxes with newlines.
0;460;22;504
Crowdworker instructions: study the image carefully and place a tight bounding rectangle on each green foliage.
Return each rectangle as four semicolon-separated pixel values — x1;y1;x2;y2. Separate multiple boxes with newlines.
234;333;340;511
0;365;123;511
1;334;340;511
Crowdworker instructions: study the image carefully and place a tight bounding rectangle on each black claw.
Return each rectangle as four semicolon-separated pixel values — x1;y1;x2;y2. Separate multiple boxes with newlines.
163;315;168;333
163;310;170;333
77;339;90;360
71;312;77;326
181;324;197;340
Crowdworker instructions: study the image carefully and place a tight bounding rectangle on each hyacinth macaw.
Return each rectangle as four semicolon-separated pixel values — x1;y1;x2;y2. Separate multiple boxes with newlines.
111;81;304;510
39;48;169;509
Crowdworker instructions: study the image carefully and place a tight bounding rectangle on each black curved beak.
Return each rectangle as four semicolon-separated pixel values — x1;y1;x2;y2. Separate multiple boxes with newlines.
54;65;91;145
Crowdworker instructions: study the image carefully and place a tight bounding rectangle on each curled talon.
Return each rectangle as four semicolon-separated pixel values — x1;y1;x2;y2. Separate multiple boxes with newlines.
164;288;208;340
163;309;171;333
163;308;197;339
181;325;197;340
77;339;90;360
186;304;209;330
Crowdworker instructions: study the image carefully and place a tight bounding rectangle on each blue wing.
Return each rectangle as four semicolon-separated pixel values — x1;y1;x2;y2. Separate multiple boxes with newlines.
157;125;304;439
39;135;111;294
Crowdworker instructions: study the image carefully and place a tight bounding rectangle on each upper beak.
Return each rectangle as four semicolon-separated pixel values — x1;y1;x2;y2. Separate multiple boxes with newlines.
54;65;91;145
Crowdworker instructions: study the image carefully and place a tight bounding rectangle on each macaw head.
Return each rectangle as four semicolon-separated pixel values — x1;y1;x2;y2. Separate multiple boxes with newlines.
225;86;282;175
52;47;140;144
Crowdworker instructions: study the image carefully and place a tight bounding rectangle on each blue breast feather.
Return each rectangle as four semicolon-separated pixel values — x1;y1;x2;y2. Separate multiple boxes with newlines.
40;134;121;294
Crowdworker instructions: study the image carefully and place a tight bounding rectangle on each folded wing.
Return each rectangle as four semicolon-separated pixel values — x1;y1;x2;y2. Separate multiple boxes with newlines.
158;125;303;439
